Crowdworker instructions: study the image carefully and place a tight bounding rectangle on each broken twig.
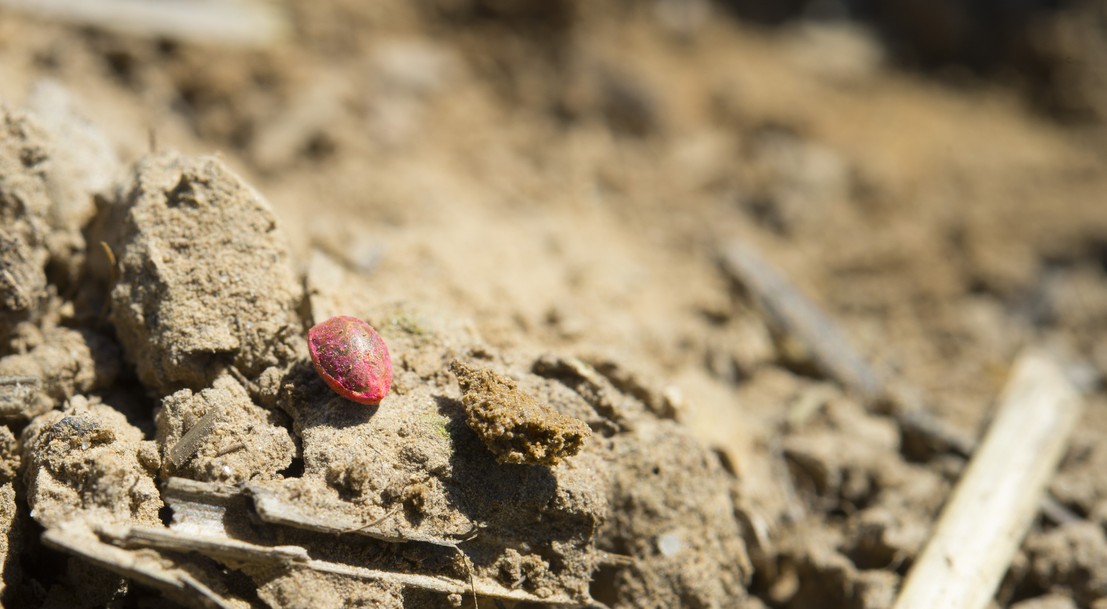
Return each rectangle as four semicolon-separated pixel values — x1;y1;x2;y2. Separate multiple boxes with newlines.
720;243;883;401
43;520;241;609
891;350;1083;609
168;406;220;467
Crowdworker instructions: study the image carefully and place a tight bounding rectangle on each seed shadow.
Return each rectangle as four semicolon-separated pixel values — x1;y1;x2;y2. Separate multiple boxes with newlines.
281;360;380;430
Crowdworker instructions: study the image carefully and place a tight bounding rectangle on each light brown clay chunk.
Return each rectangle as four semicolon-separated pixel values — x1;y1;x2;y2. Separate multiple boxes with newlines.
450;360;591;466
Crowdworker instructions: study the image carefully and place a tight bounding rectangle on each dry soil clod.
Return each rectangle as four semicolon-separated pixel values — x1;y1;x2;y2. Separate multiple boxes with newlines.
0;232;46;337
103;152;303;394
22;396;162;529
0;108;53;345
156;373;295;483
0;325;120;418
450;359;591;466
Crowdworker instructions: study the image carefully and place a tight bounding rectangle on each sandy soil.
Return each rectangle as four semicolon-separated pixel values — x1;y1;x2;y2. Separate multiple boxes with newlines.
1;1;1106;608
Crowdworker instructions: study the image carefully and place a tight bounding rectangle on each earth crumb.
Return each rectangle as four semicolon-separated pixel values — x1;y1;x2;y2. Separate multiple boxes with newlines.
21;396;161;528
101;152;303;394
450;359;591;465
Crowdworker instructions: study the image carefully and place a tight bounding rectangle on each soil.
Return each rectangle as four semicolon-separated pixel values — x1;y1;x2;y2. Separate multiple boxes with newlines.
451;359;591;465
1;1;1107;608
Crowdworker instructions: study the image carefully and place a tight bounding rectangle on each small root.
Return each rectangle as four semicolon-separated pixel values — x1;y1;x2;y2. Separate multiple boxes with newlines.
453;546;478;609
350;504;403;533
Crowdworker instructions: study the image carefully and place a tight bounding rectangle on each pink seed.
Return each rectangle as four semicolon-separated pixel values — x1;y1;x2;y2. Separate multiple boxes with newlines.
308;315;392;405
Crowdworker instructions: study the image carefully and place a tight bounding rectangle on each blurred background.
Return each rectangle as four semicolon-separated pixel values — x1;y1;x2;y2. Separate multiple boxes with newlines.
1;1;1106;606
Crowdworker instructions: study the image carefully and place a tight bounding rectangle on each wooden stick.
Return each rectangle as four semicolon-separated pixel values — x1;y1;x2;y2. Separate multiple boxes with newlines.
720;243;884;402
891;350;1083;609
720;242;1084;526
0;0;289;47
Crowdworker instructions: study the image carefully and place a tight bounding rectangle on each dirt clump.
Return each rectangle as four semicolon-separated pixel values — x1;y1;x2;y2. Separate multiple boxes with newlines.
528;352;753;607
756;393;949;607
156;373;295;483
0;234;44;344
598;419;753;608
1025;521;1107;606
450;359;591;465
0;481;16;599
252;569;402;609
100;152;303;394
0;424;18;601
0;108;52;344
0;325;119;418
0;97;112;337
21;395;161;528
0;425;19;483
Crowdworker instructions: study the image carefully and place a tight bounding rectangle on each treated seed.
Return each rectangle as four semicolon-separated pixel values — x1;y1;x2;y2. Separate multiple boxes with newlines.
308;315;392;405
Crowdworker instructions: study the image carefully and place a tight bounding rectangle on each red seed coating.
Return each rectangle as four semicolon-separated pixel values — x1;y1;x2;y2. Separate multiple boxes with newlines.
308;315;392;405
